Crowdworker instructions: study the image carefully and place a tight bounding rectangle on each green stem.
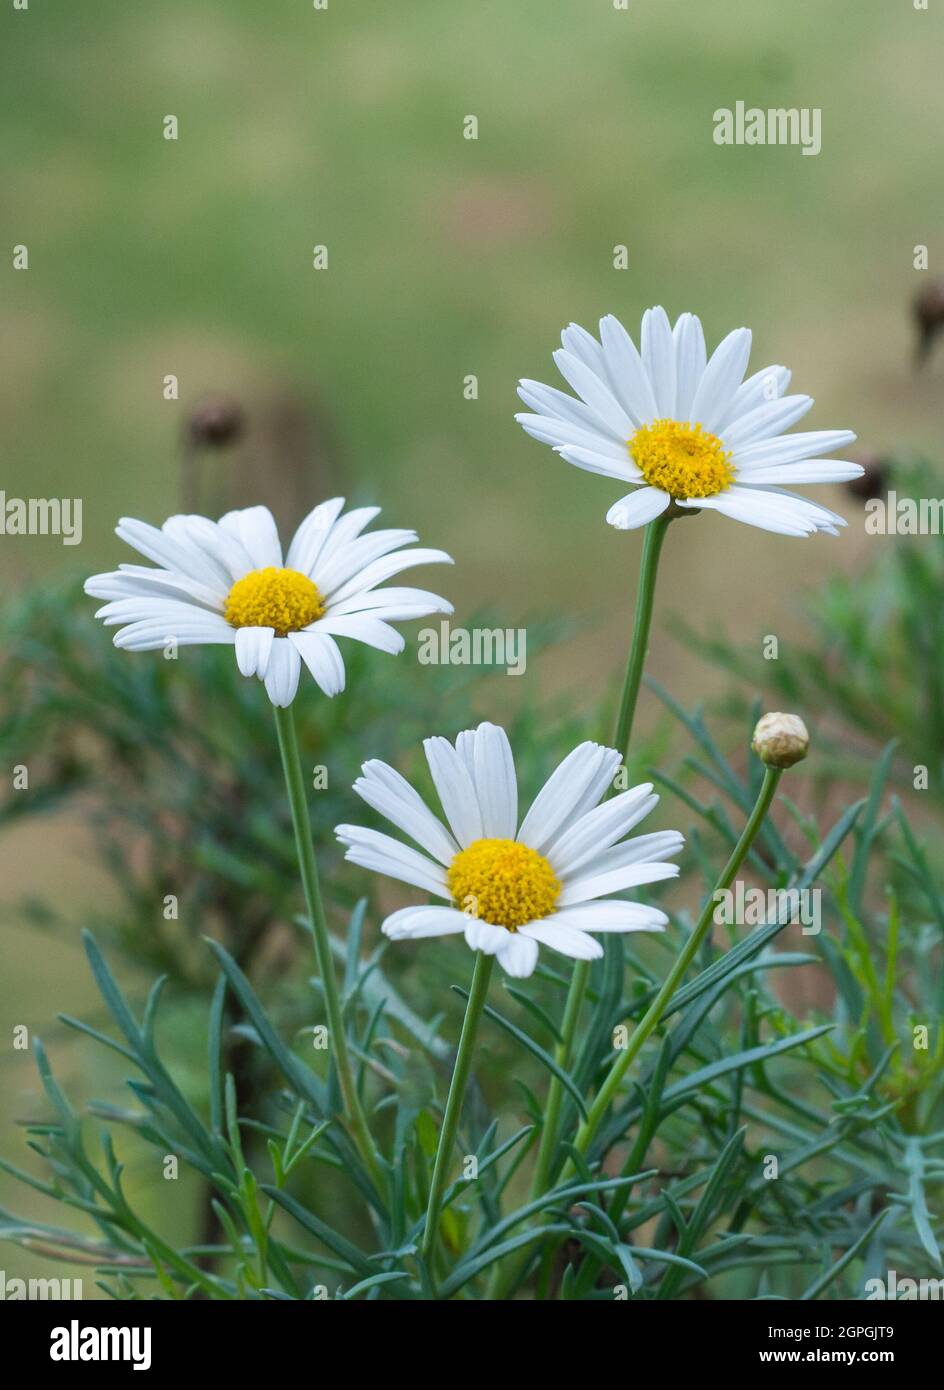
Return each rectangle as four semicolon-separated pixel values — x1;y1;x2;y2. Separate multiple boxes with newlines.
488;518;675;1299
421;950;494;1271
484;958;590;1301
531;960;589;1195
612;512;672;763
567;765;783;1169
536;516;673;1179
545;521;675;1163
507;771;781;1296
272;704;383;1193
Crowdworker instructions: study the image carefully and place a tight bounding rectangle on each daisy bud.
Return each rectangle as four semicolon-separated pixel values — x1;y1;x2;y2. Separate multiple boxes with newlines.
752;712;809;769
186;394;246;448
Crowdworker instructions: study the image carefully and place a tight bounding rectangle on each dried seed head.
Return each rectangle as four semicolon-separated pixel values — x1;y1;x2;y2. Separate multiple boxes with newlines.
752;712;810;769
186;395;246;448
913;280;944;366
845;451;889;502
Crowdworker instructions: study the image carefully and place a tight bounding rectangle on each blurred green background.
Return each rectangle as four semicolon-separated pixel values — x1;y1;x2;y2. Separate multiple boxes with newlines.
1;0;941;1291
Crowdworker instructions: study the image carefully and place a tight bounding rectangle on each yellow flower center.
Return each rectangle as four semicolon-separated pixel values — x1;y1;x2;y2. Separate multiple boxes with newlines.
224;566;324;637
447;837;560;931
629;418;734;500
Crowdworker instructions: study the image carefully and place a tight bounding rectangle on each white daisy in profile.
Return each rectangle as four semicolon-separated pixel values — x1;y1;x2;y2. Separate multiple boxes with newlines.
516;306;861;536
85;501;453;707
336;722;682;979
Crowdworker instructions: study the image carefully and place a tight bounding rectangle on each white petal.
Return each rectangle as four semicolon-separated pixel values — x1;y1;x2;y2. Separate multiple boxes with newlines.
85;565;225;610
546;784;658;876
552;349;633;437
313;506;382;571
263;637;302;706
312;528;416;595
719;365;791;429
218;506;282;569
721;395;813;450
464;918;511;955
112;616;235;650
598;314;658;424
683;483;842;534
516;412;627;457
424;736;484;847
95;595;209;626
561;320;609;376
519;919;604;961
335;825;450;899
98;597;234;649
234;626;274;678
163;514;255;585
556;445;639;483
549;900;669;933
672;313;708;420
606;487;671;530
565;750;630;828
678;491;815;536
641;306;677;417
353;760;459;866
495;933;539;978
324;547;453;607
751;486;848;530
517;379;627;446
572;830;685;882
312;613;405;654
689;327;752;433
115;518;229;591
381;906;467;940
517;742;620;852
327;587;453;620
558;860;679;906
285;498;347;575
736;460;864;485
289;631;345;697
733;429;857;470
455;722;518;840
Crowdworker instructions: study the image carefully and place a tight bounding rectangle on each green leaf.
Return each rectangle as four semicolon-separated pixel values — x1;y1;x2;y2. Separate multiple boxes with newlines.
800;1209;889;1300
207;975;226;1137
501;986;563;1044
205;938;326;1115
657;1128;746;1298
439;1224;573;1298
467;1173;655;1260
81;932;145;1053
57;1015;137;1065
902;1138;943;1269
661;1025;834;1106
342;899;367;998
848;742;896;916
260;1187;374;1278
339;1271;411;1300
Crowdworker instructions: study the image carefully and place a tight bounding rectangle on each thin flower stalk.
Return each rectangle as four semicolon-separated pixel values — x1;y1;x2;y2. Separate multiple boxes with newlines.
420;950;494;1276
569;764;783;1169
530;510;674;1200
273;704;384;1191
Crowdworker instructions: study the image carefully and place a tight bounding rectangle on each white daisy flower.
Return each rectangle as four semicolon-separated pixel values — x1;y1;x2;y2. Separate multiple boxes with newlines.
336;722;683;979
515;306;862;537
85;500;454;707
